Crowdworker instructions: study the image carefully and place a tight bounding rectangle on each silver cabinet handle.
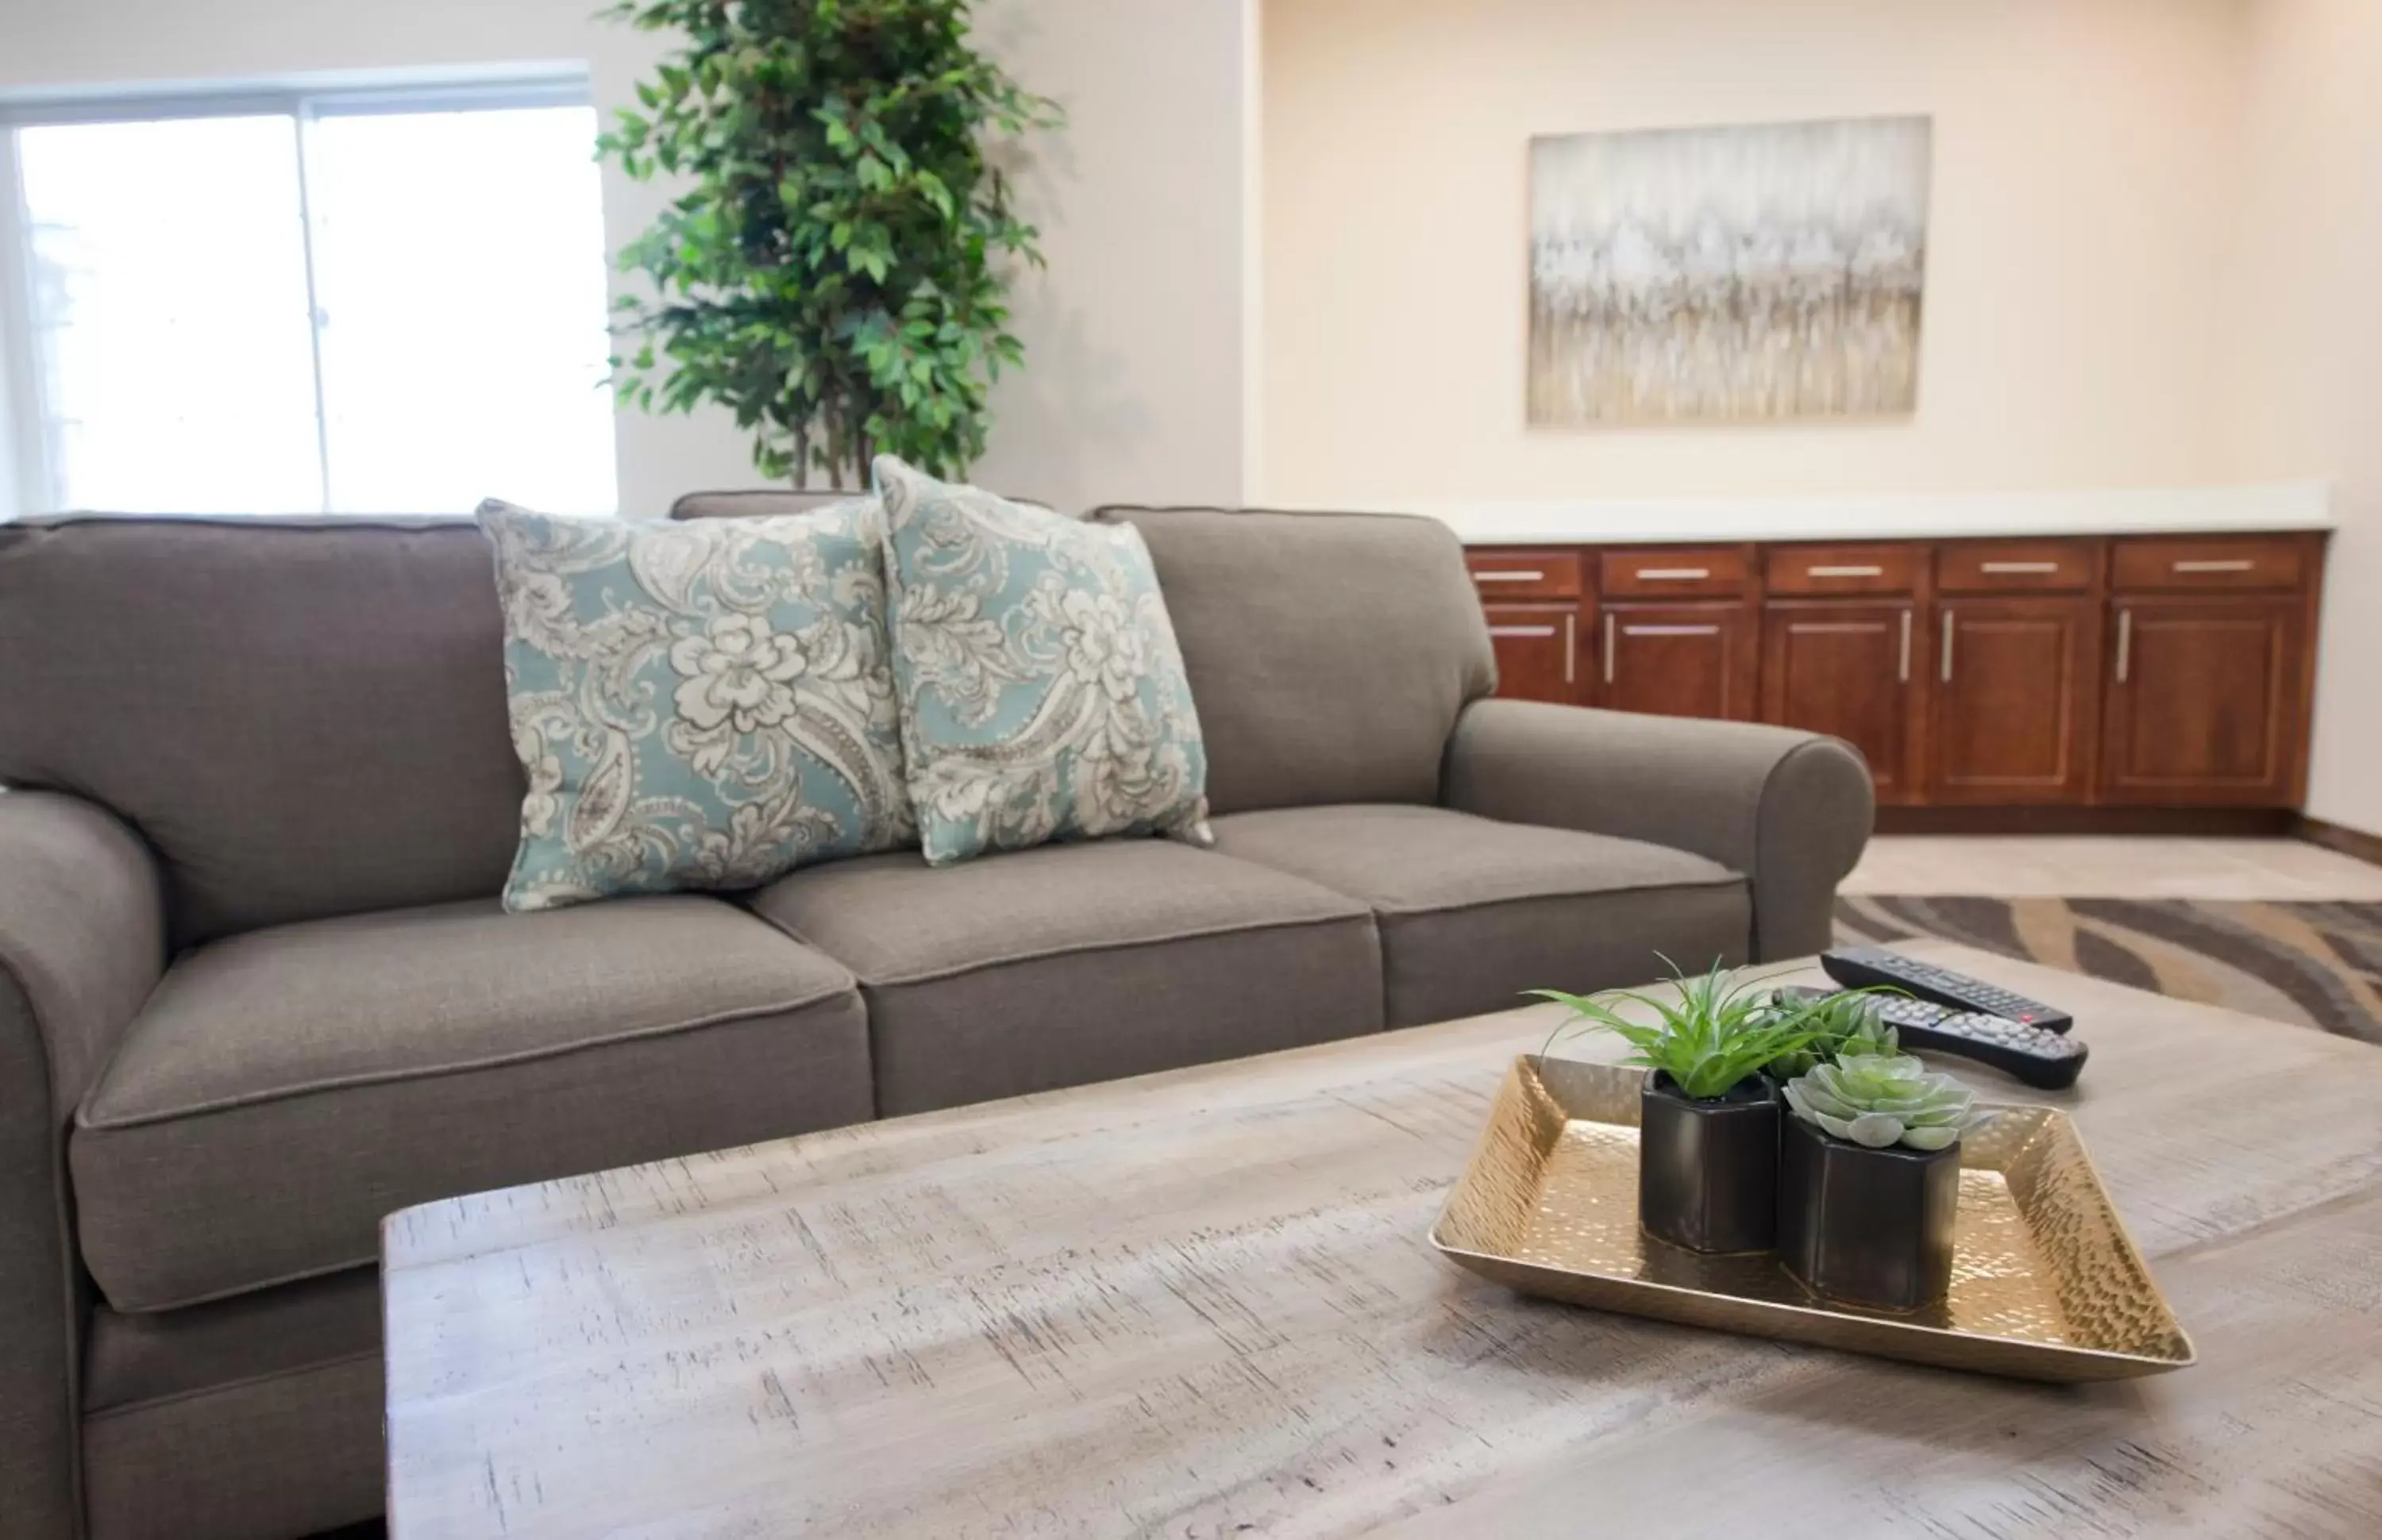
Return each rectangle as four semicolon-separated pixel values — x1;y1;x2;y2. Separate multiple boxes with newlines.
1602;612;1616;686
1622;624;1721;637
1563;612;1576;685
2172;559;2253;574
1898;608;1913;683
1806;564;1883;579
1632;567;1710;581
2116;608;2132;683
1940;610;1955;683
1980;560;2060;575
1473;569;1544;583
1486;625;1557;638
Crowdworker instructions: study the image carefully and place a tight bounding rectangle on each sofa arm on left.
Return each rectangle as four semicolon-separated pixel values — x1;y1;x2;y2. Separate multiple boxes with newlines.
0;791;168;1540
1442;699;1874;961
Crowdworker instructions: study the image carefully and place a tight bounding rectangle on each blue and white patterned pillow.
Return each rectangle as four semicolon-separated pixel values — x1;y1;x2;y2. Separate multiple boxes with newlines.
479;499;915;911
873;457;1212;866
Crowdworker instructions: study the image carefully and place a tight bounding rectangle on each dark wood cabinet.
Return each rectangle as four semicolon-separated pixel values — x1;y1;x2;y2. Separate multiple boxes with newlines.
2110;535;2307;595
1601;546;1751;599
1760;601;1921;802
1482;602;1584;705
2102;595;2307;806
1468;552;1583;602
1463;531;2325;814
1767;543;1925;597
1929;597;2101;804
1937;541;2095;595
1595;602;1759;721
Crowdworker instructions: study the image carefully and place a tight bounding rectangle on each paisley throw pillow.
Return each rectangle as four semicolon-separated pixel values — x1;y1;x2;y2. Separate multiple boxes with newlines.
479;499;915;911
873;456;1212;866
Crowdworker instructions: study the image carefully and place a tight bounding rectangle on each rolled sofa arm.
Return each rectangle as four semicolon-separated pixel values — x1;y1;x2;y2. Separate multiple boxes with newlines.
1443;699;1874;961
0;792;168;1540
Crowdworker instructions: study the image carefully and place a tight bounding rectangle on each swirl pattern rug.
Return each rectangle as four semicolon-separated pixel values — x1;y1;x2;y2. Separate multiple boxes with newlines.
1834;896;2382;1045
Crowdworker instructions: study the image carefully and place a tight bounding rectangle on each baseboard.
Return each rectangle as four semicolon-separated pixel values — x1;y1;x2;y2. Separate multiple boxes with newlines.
1871;808;2382;860
1872;806;2299;837
2293;814;2382;869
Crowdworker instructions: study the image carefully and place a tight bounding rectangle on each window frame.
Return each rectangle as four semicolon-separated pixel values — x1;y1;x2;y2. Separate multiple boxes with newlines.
0;69;602;518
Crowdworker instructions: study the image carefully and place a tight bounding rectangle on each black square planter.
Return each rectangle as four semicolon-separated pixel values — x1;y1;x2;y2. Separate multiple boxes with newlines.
1637;1072;1779;1255
1775;1113;1960;1312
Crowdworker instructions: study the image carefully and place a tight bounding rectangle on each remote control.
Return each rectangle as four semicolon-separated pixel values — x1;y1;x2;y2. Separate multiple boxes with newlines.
1771;986;2087;1091
1867;995;2087;1091
1821;946;2074;1035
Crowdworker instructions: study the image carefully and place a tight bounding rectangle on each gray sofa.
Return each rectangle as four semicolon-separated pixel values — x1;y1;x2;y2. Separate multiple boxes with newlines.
0;504;1871;1540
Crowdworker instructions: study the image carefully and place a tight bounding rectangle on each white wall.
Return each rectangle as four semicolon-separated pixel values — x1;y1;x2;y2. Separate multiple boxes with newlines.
2226;0;2382;837
1259;0;2251;506
0;0;1250;514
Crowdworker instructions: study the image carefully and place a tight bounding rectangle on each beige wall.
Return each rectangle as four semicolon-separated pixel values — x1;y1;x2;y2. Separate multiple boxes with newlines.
2226;0;2382;837
970;0;1251;511
1259;0;2249;506
0;0;1250;514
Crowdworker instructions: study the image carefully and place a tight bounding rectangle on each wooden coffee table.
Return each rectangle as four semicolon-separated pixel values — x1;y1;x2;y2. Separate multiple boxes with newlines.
382;943;2382;1538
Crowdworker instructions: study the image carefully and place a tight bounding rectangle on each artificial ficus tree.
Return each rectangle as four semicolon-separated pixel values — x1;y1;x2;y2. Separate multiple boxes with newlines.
598;0;1061;486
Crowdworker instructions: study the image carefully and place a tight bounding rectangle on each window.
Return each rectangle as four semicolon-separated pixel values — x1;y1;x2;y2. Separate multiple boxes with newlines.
2;80;619;516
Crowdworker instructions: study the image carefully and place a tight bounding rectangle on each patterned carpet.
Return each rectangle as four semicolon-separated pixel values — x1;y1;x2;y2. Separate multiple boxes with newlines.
1833;895;2382;1045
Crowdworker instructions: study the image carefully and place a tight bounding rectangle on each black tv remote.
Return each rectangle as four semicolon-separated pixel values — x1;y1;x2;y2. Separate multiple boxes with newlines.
1821;946;2074;1035
1869;996;2087;1091
1771;986;2087;1091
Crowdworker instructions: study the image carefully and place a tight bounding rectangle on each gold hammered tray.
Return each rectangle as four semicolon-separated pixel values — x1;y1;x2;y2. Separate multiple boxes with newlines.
1431;1056;2194;1382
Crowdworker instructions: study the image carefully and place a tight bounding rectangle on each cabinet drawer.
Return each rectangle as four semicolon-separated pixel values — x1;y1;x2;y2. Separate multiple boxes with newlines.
1937;541;2096;593
1600;547;1748;597
1482;602;1583;704
1468;551;1582;599
1766;544;1921;595
1597;602;1758;720
2111;537;2305;593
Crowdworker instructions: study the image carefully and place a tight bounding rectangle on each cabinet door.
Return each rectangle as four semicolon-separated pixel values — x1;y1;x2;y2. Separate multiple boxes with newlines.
1929;598;2101;804
2102;595;2306;805
1483;602;1583;705
1594;602;1758;720
1760;602;1918;801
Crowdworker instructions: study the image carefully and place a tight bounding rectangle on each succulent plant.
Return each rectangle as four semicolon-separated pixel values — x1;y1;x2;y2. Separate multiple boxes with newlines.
1531;957;1833;1102
1783;1053;1979;1151
1766;990;1899;1079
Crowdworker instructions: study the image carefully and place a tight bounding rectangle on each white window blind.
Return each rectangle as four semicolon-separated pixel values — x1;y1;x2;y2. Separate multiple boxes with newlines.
3;81;619;516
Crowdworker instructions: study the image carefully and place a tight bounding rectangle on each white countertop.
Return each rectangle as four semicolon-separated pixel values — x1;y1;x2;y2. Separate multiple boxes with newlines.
1347;481;2334;546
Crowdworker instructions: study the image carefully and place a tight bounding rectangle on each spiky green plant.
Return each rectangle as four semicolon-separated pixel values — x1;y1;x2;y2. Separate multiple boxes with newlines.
1783;1053;1979;1151
1530;958;1832;1102
1767;989;1900;1080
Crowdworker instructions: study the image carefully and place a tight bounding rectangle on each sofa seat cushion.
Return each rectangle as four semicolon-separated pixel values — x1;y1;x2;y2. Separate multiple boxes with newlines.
71;896;869;1314
748;841;1382;1115
1208;805;1751;1026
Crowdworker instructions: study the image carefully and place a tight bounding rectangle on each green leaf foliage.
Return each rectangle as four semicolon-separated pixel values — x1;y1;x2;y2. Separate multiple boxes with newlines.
1784;1053;1979;1151
1764;988;1902;1080
596;0;1062;486
1529;957;1837;1102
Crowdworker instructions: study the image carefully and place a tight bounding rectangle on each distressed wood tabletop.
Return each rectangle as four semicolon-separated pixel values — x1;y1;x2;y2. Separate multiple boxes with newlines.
382;942;2382;1538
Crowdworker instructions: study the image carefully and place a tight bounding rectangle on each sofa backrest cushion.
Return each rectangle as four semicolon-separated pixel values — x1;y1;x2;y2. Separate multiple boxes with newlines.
1090;506;1495;815
669;489;864;521
0;515;523;945
673;487;1063;521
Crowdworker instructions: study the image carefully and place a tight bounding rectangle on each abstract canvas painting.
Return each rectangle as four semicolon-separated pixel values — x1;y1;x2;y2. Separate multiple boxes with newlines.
1528;116;1931;425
